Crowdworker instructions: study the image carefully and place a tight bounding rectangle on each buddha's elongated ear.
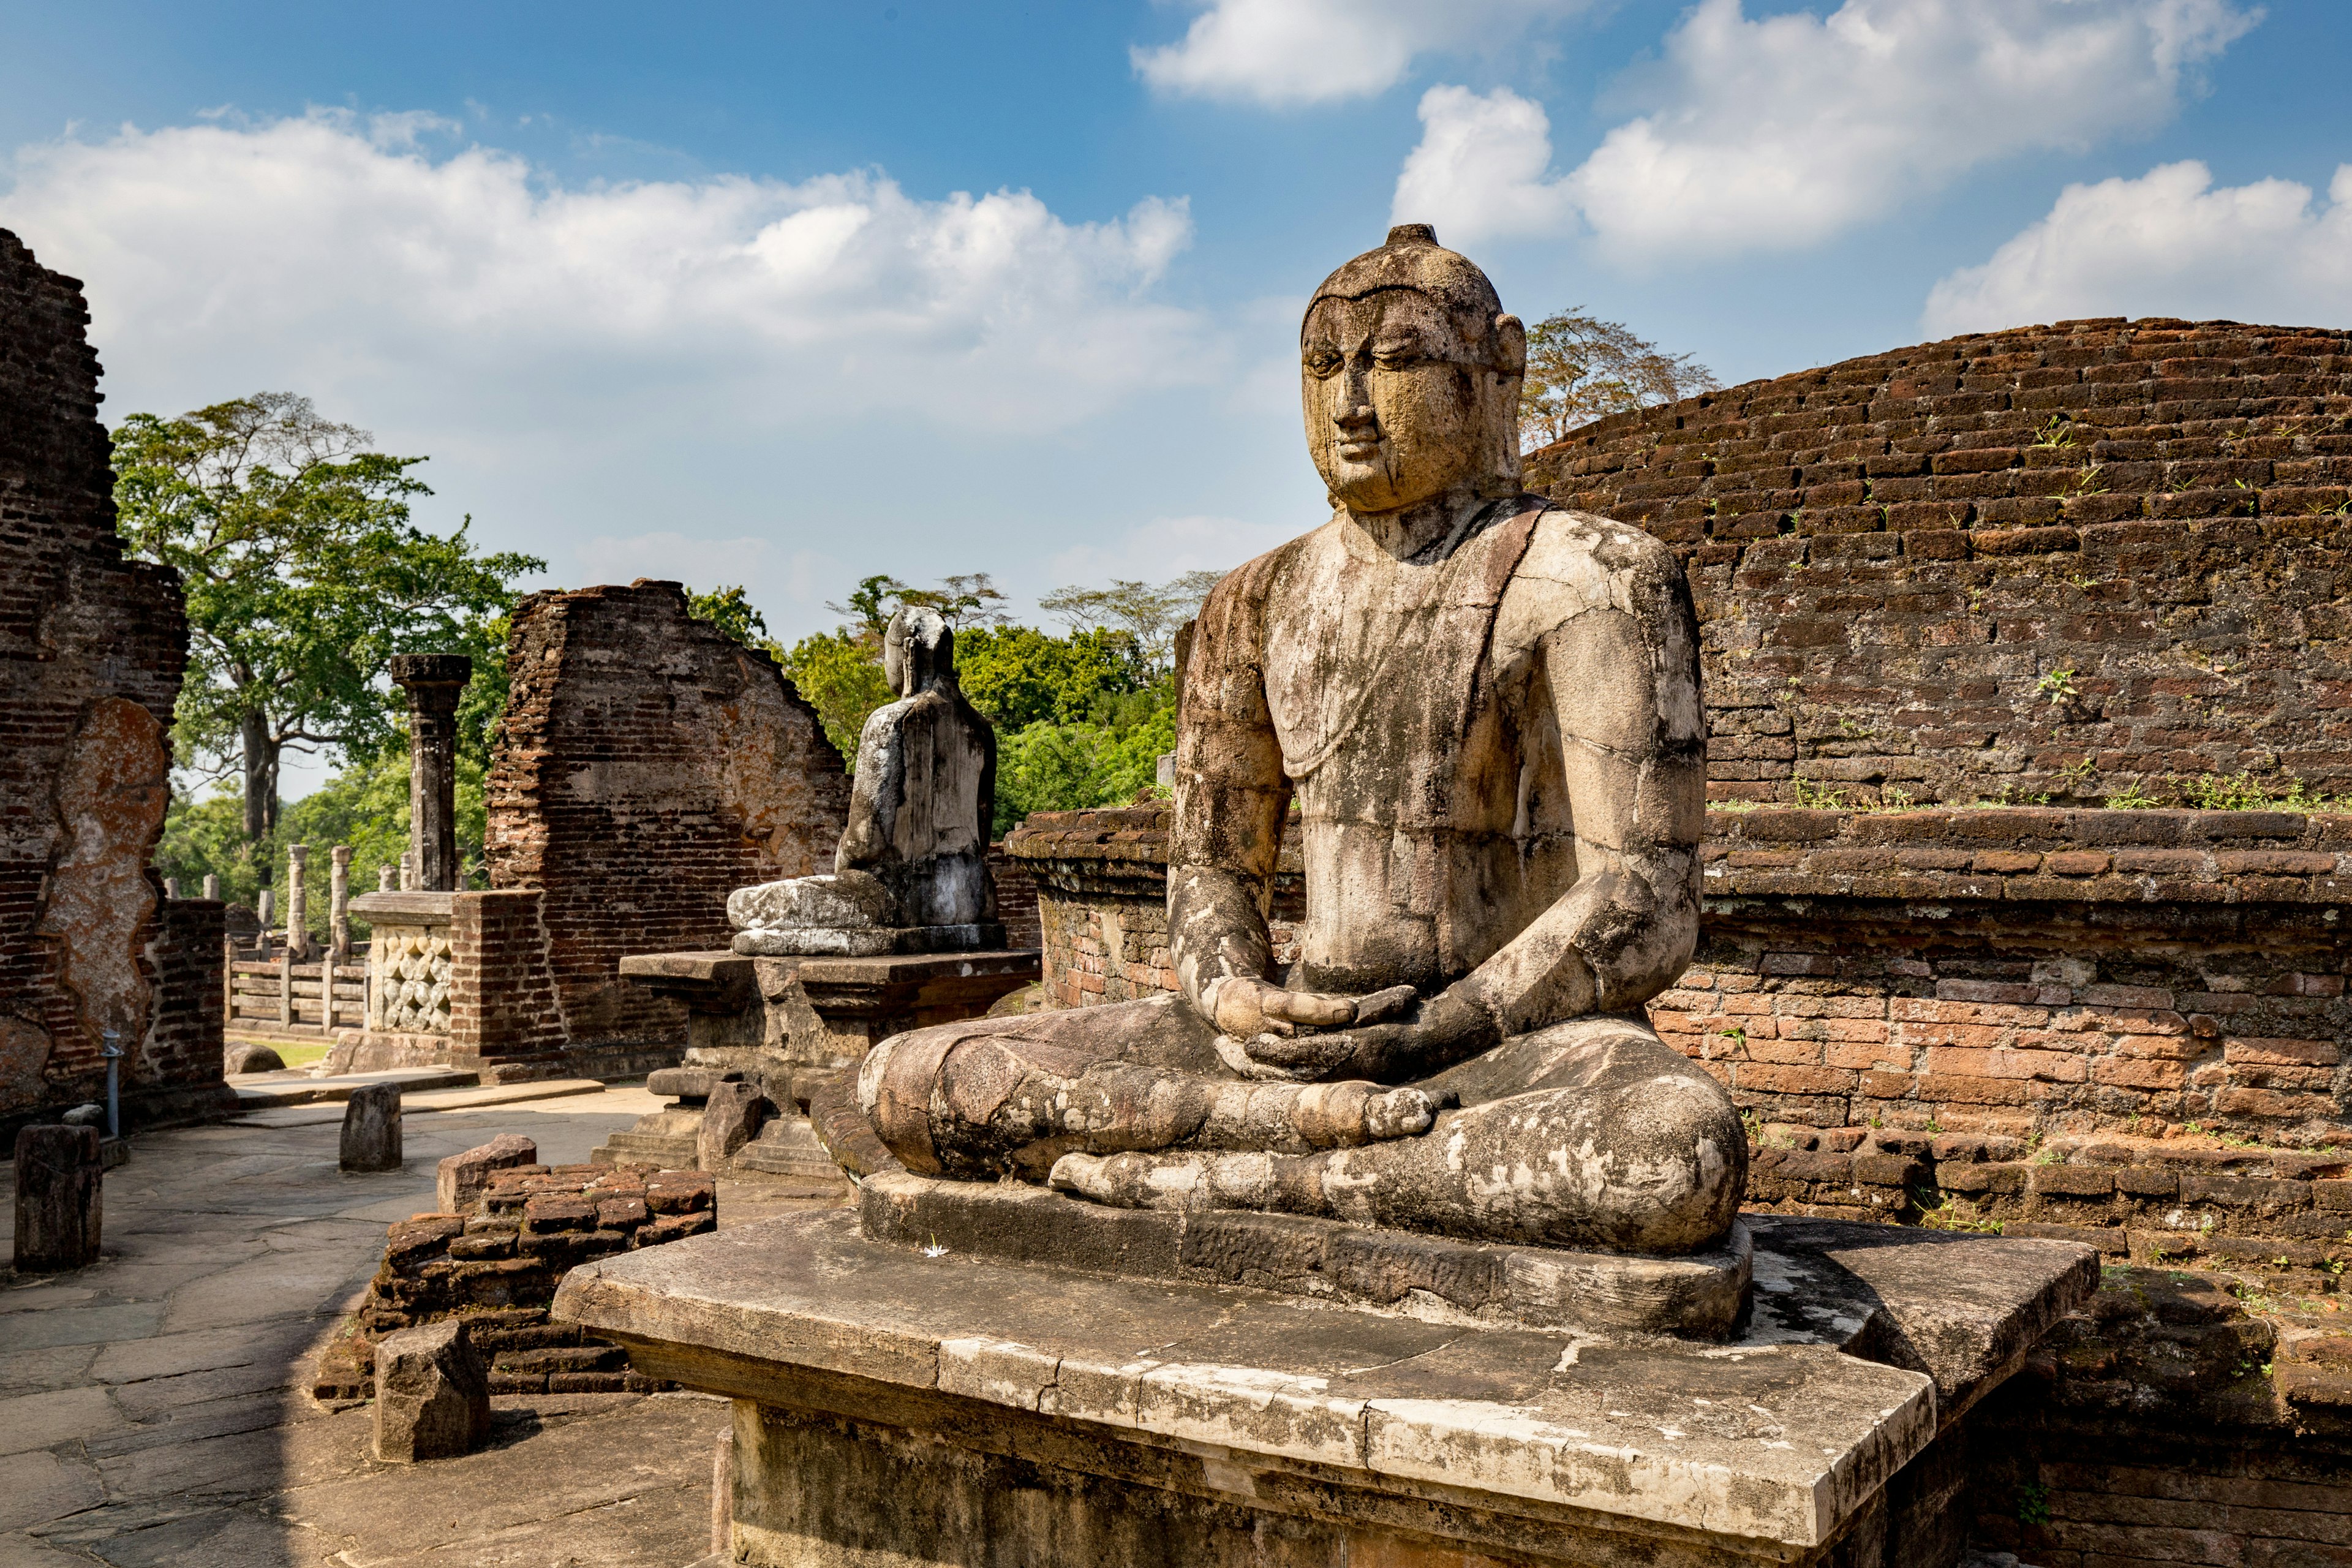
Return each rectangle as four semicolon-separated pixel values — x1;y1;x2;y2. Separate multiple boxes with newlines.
1493;313;1526;378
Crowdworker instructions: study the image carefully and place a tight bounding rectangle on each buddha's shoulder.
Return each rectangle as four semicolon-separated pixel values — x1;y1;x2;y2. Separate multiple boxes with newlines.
1498;505;1690;643
1517;503;1680;582
1204;519;1343;609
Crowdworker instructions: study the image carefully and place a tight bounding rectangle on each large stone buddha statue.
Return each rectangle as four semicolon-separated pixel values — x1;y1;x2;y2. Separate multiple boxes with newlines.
854;224;1743;1255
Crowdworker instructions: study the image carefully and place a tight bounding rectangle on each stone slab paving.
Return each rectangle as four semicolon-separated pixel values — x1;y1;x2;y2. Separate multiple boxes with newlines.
1;1087;848;1567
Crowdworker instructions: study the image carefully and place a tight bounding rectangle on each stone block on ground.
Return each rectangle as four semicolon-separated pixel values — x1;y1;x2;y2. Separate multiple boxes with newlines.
698;1080;768;1172
372;1318;491;1462
225;1041;285;1074
436;1133;538;1213
341;1082;403;1172
13;1124;103;1272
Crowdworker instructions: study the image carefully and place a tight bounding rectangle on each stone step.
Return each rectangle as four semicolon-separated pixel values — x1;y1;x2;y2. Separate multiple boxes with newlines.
732;1117;838;1178
593;1130;699;1168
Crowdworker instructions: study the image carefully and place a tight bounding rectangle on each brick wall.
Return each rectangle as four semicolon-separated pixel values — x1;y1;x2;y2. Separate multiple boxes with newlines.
483;581;850;1056
1674;806;2351;1140
1523;318;2352;807
985;843;1042;952
448;889;567;1065
0;227;218;1131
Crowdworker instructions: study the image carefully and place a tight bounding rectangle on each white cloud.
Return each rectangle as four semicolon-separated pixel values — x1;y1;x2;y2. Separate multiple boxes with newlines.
1044;513;1302;590
1923;160;2352;334
1133;0;1588;107
1;110;1209;434
1392;0;2258;254
1392;86;1577;243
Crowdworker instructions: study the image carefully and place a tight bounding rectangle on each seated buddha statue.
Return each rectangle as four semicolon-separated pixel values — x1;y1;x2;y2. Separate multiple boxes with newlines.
849;224;1743;1256
729;606;1001;956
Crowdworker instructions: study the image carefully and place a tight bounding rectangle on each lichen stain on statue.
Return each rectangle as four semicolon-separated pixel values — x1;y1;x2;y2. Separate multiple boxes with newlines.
849;225;1745;1259
33;697;172;1074
728;607;1002;957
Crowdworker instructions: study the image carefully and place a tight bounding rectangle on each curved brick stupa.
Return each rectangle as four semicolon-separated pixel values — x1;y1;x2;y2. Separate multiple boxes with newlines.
1526;318;2352;809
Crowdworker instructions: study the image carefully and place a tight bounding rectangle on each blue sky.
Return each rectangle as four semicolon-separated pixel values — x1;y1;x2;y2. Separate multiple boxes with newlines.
4;1;2350;789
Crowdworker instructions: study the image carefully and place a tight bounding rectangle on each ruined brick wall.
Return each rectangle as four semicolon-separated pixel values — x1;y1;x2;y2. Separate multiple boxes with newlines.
1008;802;2351;1142
1671;807;2351;1140
0;227;217;1129
484;581;850;1054
985;844;1042;952
447;889;566;1065
1523;318;2352;807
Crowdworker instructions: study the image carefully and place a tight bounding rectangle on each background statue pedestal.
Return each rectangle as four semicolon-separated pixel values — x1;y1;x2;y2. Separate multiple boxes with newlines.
590;948;1039;1176
555;1210;2094;1567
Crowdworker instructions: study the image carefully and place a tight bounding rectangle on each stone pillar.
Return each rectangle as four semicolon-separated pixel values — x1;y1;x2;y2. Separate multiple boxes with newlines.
164;876;180;899
286;843;312;962
400;853;418;893
256;885;275;945
388;654;472;894
279;945;295;1028
379;865;395;892
330;846;353;967
13;1125;102;1271
341;1083;403;1171
203;873;220;900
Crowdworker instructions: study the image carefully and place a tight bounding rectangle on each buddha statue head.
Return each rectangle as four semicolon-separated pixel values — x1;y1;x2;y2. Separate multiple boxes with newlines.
1300;224;1527;518
882;606;955;699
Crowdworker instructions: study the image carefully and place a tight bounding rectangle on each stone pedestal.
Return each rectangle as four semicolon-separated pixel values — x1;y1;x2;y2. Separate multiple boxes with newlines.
590;948;1038;1175
13;1125;103;1272
557;1208;2094;1568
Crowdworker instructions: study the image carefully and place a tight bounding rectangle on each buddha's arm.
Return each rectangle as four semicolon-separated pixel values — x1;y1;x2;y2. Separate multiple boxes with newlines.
1166;563;1353;1038
1461;593;1706;1033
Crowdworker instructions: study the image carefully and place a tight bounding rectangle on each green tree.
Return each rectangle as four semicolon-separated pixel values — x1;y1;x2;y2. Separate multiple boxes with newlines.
112;393;543;848
687;585;769;646
956;625;1148;729
1517;310;1721;451
1036;571;1221;672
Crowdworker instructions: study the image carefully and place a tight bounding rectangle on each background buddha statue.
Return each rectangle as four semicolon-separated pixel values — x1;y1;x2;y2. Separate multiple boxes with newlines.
729;606;1000;956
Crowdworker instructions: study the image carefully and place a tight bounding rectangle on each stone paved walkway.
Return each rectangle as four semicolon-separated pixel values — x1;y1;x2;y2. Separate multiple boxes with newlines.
1;1087;845;1567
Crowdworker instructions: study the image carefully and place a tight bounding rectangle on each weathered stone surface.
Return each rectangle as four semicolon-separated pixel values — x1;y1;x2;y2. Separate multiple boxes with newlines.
372;1318;491;1462
697;1081;767;1173
340;1083;403;1172
223;1042;283;1075
13;1123;102;1271
848;227;1741;1261
435;1133;538;1213
859;1168;1752;1338
559;1208;2092;1559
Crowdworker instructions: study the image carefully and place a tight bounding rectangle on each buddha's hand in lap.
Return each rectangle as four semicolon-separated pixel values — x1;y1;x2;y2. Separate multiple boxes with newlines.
1237;984;1503;1084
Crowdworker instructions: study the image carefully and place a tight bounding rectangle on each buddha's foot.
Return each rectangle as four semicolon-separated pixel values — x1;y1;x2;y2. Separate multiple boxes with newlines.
1049;1149;1287;1212
1199;1080;1441;1153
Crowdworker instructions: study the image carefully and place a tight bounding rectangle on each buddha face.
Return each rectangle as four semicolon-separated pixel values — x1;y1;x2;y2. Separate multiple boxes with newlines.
1301;288;1524;516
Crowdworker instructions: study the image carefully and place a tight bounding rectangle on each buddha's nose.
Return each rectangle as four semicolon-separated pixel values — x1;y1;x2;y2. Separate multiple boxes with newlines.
1335;400;1377;432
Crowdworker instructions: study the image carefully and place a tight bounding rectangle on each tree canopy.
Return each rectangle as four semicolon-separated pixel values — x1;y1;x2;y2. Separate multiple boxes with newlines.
1517;310;1721;452
113;393;541;846
696;570;1224;836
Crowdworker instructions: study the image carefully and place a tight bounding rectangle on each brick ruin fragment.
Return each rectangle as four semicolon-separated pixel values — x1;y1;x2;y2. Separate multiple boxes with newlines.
312;1156;717;1400
0;227;226;1136
469;580;851;1073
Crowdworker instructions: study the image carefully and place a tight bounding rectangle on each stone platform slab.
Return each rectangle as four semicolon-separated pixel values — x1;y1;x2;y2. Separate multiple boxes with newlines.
860;1168;1755;1339
227;1066;477;1110
555;1208;2095;1564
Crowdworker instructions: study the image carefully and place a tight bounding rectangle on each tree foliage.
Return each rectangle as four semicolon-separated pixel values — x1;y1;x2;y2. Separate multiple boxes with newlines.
696;575;1202;834
1517;310;1721;452
112;393;541;845
1036;571;1221;671
156;746;491;934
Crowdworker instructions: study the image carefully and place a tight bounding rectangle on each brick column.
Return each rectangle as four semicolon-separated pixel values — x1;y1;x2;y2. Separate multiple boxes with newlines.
388;654;472;893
